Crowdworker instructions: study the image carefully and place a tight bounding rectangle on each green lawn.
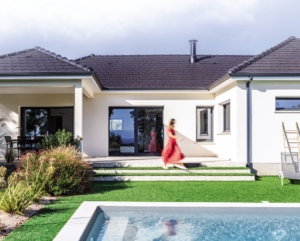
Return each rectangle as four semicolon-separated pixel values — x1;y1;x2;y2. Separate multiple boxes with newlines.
5;177;300;241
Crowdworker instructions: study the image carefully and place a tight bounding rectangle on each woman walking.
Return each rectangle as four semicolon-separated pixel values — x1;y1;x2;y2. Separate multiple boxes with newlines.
161;119;186;170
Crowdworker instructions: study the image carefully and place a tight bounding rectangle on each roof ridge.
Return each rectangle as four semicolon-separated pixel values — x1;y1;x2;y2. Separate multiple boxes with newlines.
0;48;36;59
228;36;296;74
34;47;93;72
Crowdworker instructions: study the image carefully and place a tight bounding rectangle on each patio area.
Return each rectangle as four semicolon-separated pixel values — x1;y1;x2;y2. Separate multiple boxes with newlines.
85;156;246;167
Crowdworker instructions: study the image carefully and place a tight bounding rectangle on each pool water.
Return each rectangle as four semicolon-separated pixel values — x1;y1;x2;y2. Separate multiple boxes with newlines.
84;208;300;241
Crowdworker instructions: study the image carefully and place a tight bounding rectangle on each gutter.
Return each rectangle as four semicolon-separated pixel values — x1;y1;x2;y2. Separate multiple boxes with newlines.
230;73;300;77
0;71;103;91
247;76;253;166
0;72;92;77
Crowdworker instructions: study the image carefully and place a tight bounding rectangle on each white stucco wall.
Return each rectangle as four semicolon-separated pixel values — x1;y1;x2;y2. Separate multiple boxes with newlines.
250;81;300;164
0;82;249;160
83;93;218;157
0;94;75;138
214;81;247;163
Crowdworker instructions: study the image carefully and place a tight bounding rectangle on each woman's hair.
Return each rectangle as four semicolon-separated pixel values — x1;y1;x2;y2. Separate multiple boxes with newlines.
169;119;175;129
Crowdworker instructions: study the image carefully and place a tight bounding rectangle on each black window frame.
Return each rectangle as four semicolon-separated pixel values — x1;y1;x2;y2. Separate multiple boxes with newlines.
196;106;214;142
108;106;164;156
223;103;230;132
20;106;74;137
276;98;300;111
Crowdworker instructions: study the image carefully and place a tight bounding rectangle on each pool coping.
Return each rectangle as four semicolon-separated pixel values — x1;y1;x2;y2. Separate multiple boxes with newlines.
53;201;300;241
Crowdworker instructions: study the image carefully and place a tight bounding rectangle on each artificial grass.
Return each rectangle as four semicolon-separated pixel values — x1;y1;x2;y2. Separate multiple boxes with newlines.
5;177;300;241
94;173;254;176
93;167;249;170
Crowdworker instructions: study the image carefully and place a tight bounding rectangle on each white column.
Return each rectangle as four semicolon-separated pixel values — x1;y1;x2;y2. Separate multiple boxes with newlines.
74;80;83;152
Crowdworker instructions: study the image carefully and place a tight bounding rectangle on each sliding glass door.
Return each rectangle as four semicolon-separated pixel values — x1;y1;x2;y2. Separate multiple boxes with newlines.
21;107;74;136
109;107;163;156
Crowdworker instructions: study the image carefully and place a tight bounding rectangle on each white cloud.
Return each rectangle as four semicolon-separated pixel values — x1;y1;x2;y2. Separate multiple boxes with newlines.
0;0;299;58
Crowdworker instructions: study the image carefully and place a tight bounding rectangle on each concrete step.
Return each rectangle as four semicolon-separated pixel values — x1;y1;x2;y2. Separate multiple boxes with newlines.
86;157;247;168
92;175;255;181
92;169;251;174
91;161;246;168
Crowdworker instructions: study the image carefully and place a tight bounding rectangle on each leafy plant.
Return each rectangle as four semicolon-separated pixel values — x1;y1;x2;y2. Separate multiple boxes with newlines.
36;129;83;150
0;156;54;215
0;166;6;188
109;132;123;150
18;145;92;196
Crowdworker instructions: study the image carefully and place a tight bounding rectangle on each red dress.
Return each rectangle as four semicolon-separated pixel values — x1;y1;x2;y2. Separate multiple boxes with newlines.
149;132;162;153
161;127;184;164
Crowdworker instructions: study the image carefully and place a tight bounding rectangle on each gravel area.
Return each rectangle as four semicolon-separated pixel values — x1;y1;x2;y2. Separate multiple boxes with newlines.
0;196;57;240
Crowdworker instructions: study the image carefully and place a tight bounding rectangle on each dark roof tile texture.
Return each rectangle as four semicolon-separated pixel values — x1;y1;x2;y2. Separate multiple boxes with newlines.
78;55;251;89
230;36;300;74
1;36;300;90
0;48;90;73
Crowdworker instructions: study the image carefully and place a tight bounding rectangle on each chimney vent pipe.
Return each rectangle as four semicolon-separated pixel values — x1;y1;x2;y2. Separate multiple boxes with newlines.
189;40;197;63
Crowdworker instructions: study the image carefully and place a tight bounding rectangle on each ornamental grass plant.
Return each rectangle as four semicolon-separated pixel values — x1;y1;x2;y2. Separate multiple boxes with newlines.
17;145;93;196
0;156;54;215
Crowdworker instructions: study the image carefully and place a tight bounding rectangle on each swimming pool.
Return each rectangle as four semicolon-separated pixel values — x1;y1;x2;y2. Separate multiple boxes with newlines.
54;202;300;241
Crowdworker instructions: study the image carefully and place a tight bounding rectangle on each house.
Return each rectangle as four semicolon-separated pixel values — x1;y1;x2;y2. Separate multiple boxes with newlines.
1;36;300;175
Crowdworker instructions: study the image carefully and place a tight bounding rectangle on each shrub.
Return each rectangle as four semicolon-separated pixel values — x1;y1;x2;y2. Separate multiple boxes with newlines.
17;146;93;196
0;166;6;188
36;129;83;150
0;157;54;215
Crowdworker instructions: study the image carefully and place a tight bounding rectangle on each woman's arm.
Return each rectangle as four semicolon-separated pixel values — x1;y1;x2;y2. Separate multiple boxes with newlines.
167;131;183;141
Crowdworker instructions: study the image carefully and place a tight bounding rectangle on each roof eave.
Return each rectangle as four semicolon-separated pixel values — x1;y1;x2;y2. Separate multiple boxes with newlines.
0;72;93;77
229;73;300;77
207;73;230;90
102;87;208;91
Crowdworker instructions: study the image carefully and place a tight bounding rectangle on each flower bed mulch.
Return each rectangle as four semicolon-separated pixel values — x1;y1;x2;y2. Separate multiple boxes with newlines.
0;196;57;240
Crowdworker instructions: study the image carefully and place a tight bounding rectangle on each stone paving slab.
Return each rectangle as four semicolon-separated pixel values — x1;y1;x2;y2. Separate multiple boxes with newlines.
93;169;251;174
92;175;255;181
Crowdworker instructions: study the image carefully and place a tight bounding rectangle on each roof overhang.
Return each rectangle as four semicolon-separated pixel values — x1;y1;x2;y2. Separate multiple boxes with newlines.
229;73;300;77
0;72;102;97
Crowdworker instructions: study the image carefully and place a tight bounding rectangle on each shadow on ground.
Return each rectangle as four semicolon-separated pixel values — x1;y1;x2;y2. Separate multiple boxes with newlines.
91;181;131;194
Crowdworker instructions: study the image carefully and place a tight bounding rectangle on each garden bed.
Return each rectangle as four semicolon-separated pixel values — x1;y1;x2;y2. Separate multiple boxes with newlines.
0;196;57;240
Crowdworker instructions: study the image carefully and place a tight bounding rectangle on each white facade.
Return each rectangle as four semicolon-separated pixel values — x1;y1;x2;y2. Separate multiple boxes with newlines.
2;76;300;175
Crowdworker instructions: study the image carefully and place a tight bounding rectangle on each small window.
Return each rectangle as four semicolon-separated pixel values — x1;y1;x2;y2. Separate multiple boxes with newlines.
196;107;213;142
224;103;230;132
276;98;300;111
110;119;123;131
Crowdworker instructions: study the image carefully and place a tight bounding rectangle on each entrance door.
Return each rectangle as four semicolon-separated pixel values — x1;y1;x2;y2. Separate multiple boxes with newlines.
109;107;163;156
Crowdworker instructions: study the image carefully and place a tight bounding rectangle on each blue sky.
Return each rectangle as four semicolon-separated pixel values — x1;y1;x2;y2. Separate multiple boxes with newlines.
1;0;299;59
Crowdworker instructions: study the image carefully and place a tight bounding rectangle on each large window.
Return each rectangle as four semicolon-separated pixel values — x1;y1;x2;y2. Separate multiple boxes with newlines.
21;107;74;136
224;103;230;132
276;98;300;111
196;107;213;142
109;107;163;156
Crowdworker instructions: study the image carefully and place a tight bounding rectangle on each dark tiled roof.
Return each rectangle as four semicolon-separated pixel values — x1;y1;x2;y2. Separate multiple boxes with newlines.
0;47;92;73
77;54;252;89
229;36;299;74
1;36;299;90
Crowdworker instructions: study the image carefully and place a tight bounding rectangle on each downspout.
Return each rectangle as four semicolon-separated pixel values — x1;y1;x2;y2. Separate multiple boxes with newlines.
247;76;253;167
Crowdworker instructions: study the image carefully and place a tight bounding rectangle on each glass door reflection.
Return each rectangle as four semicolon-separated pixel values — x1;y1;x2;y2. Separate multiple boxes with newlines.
109;108;135;154
109;107;163;155
138;109;163;154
